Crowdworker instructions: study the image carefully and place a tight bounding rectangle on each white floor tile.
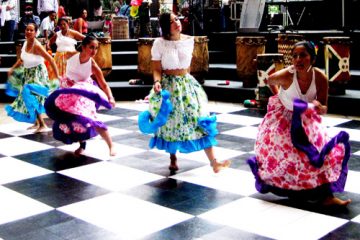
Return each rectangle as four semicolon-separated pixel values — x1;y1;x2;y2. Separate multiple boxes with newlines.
216;114;263;126
199;197;347;240
93;126;132;138
58;140;146;161
352;214;360;223
0;137;53;156
327;127;360;141
0;157;52;184
59;162;163;191
344;170;360;194
0;122;37;136
321;116;351;127
173;168;257;196
58;192;193;239
96;113;123;122
207;103;245;114
0;186;53;225
150;146;244;163
116;101;149;112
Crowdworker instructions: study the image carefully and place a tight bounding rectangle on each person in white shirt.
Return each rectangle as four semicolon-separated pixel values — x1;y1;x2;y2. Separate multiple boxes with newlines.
39;11;56;40
37;0;58;21
0;0;18;41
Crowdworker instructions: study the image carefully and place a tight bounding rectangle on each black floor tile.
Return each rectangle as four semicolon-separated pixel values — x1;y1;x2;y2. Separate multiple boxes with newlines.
335;120;360;129
4;173;111;208
13;148;102;171
125;178;243;215
251;191;360;220
320;221;360;240
217;134;256;152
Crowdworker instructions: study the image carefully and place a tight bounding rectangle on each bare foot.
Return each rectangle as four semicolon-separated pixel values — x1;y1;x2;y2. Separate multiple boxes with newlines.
322;196;352;207
34;126;48;133
211;160;231;173
27;124;39;130
74;147;84;155
110;146;117;156
169;163;179;171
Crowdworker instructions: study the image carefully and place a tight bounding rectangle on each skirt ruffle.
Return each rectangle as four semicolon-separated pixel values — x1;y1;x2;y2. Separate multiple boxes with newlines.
139;74;218;154
5;64;54;123
248;96;350;196
45;81;112;144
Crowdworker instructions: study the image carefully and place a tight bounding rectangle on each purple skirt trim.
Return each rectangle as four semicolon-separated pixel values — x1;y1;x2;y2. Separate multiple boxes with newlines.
45;88;111;144
247;98;351;197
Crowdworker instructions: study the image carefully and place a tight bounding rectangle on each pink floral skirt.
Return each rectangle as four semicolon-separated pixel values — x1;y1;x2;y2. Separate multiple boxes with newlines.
254;95;347;191
45;77;111;144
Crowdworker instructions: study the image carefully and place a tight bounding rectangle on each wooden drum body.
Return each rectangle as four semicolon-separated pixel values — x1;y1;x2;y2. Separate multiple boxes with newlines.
256;53;284;110
277;34;304;67
137;37;155;84
191;36;209;84
112;17;129;39
236;36;266;88
93;37;112;77
323;36;351;95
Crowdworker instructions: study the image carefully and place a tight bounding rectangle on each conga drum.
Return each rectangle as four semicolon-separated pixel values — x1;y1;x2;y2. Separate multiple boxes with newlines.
137;37;155;84
93;37;112;77
191;36;209;84
277;34;304;67
236;36;266;88
112;16;129;39
256;53;284;110
323;36;351;95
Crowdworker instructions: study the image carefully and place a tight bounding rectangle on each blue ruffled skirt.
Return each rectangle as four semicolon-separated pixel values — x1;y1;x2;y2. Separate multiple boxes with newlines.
5;64;56;123
138;74;218;154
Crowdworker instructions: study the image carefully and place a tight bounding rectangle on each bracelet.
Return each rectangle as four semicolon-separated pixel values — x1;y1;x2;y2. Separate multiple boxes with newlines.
154;80;161;84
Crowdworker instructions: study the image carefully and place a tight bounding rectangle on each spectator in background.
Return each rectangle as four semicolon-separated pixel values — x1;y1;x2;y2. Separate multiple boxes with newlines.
1;0;18;41
73;9;88;35
58;4;66;19
39;10;56;40
93;0;103;21
37;0;58;21
112;0;123;12
18;5;40;39
119;0;130;18
134;0;151;38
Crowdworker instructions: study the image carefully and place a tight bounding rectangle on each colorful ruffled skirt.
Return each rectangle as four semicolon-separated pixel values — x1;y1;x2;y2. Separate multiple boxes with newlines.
45;78;112;144
248;96;350;198
5;63;57;123
138;74;218;154
54;51;71;77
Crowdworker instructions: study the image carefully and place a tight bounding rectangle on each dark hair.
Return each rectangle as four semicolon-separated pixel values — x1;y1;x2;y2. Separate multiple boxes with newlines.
57;17;69;26
27;22;38;32
159;12;171;40
292;41;317;62
49;10;57;15
82;35;97;47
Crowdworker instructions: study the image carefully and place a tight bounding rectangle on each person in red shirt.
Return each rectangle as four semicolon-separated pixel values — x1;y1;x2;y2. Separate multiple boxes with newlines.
73;9;88;34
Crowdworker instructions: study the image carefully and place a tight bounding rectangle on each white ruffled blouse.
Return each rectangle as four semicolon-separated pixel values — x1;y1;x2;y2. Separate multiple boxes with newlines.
151;37;194;70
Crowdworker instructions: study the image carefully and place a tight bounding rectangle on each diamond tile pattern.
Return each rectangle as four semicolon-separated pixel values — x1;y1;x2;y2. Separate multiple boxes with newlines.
0;101;359;240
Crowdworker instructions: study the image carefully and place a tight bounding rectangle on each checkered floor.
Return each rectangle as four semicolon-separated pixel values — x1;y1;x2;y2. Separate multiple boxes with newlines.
1;101;360;240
